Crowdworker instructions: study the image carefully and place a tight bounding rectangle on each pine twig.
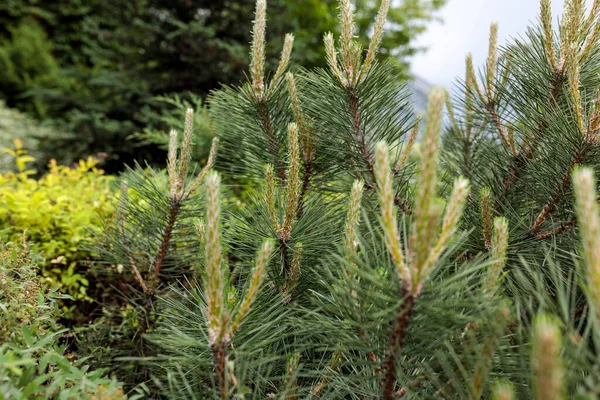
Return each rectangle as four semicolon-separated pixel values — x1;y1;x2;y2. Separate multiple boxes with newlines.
381;294;415;400
127;251;150;295
529;149;586;237
534;217;577;240
213;342;229;400
149;198;180;291
497;68;566;205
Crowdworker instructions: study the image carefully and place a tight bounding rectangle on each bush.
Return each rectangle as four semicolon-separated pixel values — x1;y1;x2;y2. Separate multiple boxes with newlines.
0;243;125;399
0;243;63;346
0;142;116;310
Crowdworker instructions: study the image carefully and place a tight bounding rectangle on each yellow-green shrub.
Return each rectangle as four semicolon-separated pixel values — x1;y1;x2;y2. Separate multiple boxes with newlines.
0;140;116;305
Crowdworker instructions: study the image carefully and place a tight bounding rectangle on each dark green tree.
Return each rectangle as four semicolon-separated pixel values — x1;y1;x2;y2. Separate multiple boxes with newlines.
0;0;445;172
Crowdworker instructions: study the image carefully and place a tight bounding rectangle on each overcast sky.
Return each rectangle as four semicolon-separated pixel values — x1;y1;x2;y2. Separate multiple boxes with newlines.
411;0;593;90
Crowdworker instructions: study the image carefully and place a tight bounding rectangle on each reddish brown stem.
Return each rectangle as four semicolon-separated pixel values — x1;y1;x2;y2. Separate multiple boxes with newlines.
535;217;577;240
381;294;415;400
212;343;229;400
279;237;292;282
530;149;586;237
297;159;313;218
150;198;180;290
127;252;150;294
349;90;375;174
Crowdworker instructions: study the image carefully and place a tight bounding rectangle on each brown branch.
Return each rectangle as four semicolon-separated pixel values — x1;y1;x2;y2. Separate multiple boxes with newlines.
348;89;373;174
150;198;180;289
258;100;285;180
381;294;415;400
394;194;412;215
348;90;412;215
534;217;577;240
534;189;600;240
497;68;566;205
212;343;229;400
127;252;150;295
280;237;292;279
497;148;532;209
530;150;585;236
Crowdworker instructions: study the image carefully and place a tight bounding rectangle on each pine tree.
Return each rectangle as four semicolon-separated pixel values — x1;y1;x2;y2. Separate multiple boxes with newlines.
88;0;600;398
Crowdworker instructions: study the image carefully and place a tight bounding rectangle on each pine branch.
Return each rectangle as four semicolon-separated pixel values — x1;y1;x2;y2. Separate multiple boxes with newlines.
348;87;412;214
349;89;375;179
127;251;150;295
534;217;577;240
529;150;586;236
381;293;415;400
323;7;411;215
149;197;180;291
213;342;229;400
497;68;567;205
280;243;302;303
471;23;515;155
280;238;292;281
497;1;579;202
248;0;296;180
486;101;515;155
298;160;313;218
258;100;286;180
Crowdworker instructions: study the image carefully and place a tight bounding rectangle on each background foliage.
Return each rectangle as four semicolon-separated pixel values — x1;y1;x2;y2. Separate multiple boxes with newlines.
0;142;115;314
0;244;126;399
0;0;444;172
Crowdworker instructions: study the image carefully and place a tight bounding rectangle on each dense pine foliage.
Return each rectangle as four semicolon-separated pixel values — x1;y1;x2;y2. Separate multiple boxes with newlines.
68;0;600;398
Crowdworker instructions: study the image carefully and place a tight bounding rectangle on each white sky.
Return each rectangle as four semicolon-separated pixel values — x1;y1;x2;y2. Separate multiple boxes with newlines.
411;0;593;89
